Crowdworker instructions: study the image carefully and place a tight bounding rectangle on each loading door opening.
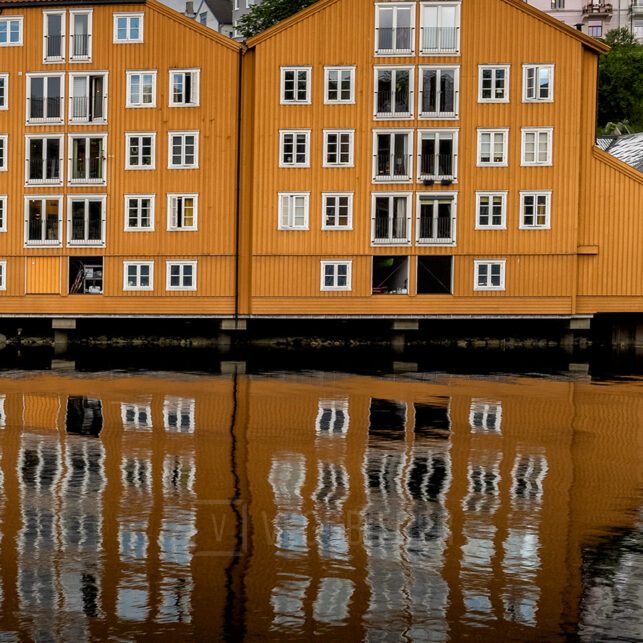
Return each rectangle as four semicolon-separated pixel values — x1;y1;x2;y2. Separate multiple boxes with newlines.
372;256;408;295
417;256;453;294
69;257;103;294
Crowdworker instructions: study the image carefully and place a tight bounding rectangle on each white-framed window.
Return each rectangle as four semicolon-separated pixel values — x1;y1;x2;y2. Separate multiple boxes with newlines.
69;72;107;123
69;10;92;61
68;134;106;184
169;69;200;107
43;11;65;62
419;65;459;119
420;2;460;55
320;261;352;291
520;192;551;229
417;129;458;181
371;193;412;245
0;74;7;110
521;128;553;166
0;135;7;172
374;67;413;118
474;260;506;291
124;195;154;231
373;130;413;181
0;17;23;46
375;4;415;55
166;262;197;291
324;66;355;104
322;193;353;230
0;196;7;232
113;13;143;43
523;64;554;102
26;74;64;123
469;399;502;433
67;195;106;246
25;135;63;185
126;71;156;108
24;196;63;246
123;261;154;291
125;132;155;169
168;131;199;169
477;129;509;166
280;67;311;104
416;193;457;245
478;65;510;102
0;260;5;291
167;194;198;231
476;192;507;229
279;130;310;167
323;130;354;167
278;193;309;230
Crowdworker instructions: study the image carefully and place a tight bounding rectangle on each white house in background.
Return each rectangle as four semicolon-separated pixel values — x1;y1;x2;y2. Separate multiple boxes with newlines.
160;0;234;36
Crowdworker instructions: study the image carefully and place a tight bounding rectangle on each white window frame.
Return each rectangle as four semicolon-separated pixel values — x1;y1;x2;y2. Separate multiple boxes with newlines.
43;10;66;62
320;261;352;291
125;132;156;170
322;193;353;230
67;194;106;247
68;71;108;123
0;16;23;47
323;129;354;167
418;65;459;119
371;193;412;246
474;259;506;291
69;10;92;61
419;1;461;56
167;194;198;231
124;194;155;231
522;64;554;103
67;133;107;185
475;192;507;230
375;3;416;56
280;67;311;104
519;191;552;230
168;131;199;169
0;135;7;172
279;129;310;168
123;261;154;291
373;66;414;119
25;134;64;186
169;68;200;107
417;128;458;181
166;261;197;291
26;73;64;124
0;196;7;232
324;66;355;104
0;74;7;110
0;260;5;291
521;127;553;166
478;65;510;103
126;70;157;108
113;13;144;44
278;192;310;231
415;192;457;246
477;128;509;167
24;196;63;247
373;129;414;182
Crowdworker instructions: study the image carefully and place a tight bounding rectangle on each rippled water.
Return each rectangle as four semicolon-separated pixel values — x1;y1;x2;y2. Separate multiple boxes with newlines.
0;363;640;641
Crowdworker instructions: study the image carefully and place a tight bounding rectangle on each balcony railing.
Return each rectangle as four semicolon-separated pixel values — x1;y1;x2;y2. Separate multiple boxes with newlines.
373;215;409;244
71;33;91;59
375;90;412;117
419;153;456;181
44;34;64;60
27;158;61;184
376;27;414;54
27;97;63;122
374;152;412;181
420;27;459;54
582;3;613;15
420;92;458;118
70;95;106;122
71;158;104;183
417;211;455;245
27;220;60;245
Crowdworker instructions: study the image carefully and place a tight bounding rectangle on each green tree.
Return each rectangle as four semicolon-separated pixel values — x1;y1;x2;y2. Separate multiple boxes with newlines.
598;28;643;131
237;0;319;39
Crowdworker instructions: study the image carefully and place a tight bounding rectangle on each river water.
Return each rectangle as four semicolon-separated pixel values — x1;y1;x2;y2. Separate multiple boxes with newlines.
0;350;640;641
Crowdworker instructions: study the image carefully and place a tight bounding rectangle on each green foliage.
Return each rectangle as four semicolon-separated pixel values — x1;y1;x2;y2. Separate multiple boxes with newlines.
598;29;643;131
237;0;319;38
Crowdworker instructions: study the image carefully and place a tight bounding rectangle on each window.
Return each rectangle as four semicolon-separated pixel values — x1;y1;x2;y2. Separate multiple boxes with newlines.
521;128;553;166
24;197;62;246
123;261;153;291
551;0;565;8
0;196;6;232
0;75;7;110
126;133;155;170
416;194;456;245
69;10;91;60
374;131;413;181
26;136;63;184
420;2;460;54
322;193;353;230
520;192;551;229
124;195;154;231
44;11;65;61
320;261;352;291
523;65;554;102
281;67;311;104
419;66;458;118
477;129;508;166
479;65;510;102
372;194;411;244
375;4;414;55
0;17;23;46
166;262;197;291
126;71;156;107
68;196;105;245
0;135;6;171
69;135;106;184
168;132;199;169
0;261;5;290
114;13;143;43
279;130;310;167
199;12;208;25
169;69;200;106
69;73;107;122
418;129;457;181
167;194;198;230
374;67;413;118
474;260;506;291
278;193;309;230
324;67;354;104
323;130;354;167
587;22;602;38
476;192;507;229
27;74;63;123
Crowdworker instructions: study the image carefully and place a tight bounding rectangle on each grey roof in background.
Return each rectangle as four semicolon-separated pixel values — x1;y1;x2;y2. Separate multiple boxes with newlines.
596;134;643;173
204;0;232;23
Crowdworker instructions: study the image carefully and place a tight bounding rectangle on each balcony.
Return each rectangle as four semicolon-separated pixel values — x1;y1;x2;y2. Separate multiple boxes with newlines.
70;95;106;123
70;158;105;184
27;158;61;185
419;153;456;183
375;90;412;119
70;33;91;60
374;152;413;182
27;97;63;123
375;27;414;55
582;3;613;16
44;34;64;61
420;27;459;55
417;211;455;245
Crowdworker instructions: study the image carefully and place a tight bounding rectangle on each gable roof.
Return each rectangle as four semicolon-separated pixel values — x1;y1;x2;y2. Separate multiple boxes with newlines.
596;134;643;173
203;0;232;24
0;0;143;6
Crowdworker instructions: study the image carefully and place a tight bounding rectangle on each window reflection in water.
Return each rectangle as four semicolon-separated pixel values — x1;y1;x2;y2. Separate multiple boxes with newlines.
121;402;152;431
313;577;354;624
66;397;103;437
316;399;349;436
0;393;6;427
163;397;195;433
469;399;503;434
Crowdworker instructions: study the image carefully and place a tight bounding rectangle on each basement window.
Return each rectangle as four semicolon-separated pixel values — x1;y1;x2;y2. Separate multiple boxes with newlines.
417;256;453;294
372;256;408;295
69;257;103;294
